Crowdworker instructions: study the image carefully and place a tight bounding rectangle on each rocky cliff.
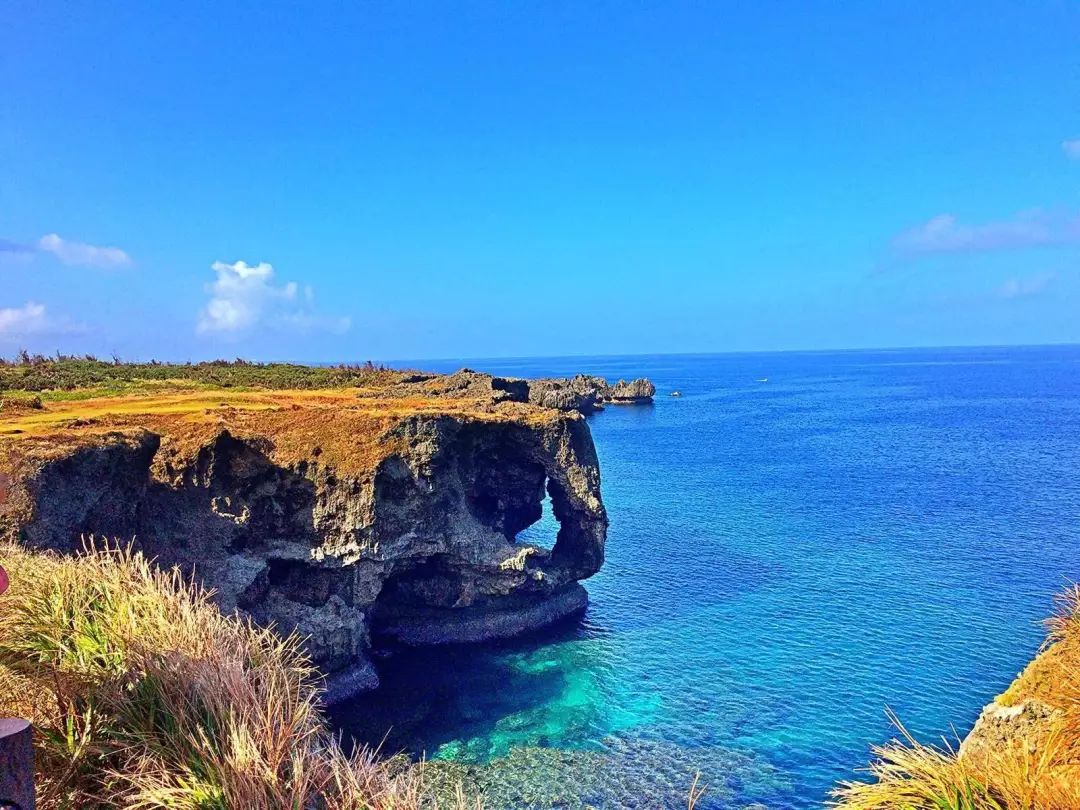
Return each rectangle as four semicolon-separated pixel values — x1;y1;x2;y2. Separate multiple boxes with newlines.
0;375;608;701
955;612;1076;785
606;378;657;404
527;375;609;414
370;369;657;414
527;375;656;413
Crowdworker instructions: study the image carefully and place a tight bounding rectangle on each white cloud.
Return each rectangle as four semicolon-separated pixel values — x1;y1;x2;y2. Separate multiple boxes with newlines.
198;260;350;335
893;210;1080;255
37;233;132;268
1063;139;1080;160
0;302;85;341
0;302;49;336
198;261;285;333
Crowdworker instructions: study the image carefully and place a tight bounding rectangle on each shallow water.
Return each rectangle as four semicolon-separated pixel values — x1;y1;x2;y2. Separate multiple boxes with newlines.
334;346;1080;808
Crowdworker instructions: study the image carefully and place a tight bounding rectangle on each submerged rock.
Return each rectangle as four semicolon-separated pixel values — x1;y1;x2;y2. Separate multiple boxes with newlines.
417;736;786;809
0;375;608;700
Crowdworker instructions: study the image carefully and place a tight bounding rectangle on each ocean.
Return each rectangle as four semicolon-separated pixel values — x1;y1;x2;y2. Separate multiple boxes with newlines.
333;346;1080;808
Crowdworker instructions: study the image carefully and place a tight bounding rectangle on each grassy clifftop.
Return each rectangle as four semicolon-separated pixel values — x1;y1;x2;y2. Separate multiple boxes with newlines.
0;358;561;479
833;589;1080;808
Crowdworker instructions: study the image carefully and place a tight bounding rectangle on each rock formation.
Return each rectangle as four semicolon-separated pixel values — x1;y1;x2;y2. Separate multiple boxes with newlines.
526;375;655;413
526;375;608;414
953;630;1072;782
605;378;657;404
0;375;608;701
376;368;530;405
376;370;658;415
959;699;1061;765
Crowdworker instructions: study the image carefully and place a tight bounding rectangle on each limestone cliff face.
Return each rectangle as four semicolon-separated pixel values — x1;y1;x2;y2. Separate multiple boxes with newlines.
0;384;607;700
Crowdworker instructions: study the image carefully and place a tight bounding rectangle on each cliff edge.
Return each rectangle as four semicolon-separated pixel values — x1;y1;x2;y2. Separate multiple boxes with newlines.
0;370;608;701
834;585;1080;807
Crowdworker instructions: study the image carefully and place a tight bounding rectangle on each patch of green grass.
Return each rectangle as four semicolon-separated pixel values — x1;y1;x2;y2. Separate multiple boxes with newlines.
0;354;402;395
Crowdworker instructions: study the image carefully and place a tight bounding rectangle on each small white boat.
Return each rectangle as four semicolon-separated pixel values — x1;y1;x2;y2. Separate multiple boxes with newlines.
756;378;768;383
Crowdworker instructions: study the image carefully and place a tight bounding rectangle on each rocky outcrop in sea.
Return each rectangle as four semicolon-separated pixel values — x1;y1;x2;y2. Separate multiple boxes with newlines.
606;378;657;404
526;375;656;413
383;369;658;414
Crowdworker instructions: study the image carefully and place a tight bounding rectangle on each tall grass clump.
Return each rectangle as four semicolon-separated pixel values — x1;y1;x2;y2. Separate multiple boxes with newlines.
0;540;432;810
832;587;1080;809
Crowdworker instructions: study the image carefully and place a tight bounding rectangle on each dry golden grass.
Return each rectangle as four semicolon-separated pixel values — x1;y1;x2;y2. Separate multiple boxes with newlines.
833;588;1080;809
0;387;561;482
0;540;464;810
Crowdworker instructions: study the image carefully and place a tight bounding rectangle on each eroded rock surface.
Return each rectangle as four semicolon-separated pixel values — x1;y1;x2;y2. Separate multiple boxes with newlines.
0;377;607;699
527;375;655;413
606;378;657;404
959;699;1062;766
953;634;1073;780
527;375;608;414
373;369;657;414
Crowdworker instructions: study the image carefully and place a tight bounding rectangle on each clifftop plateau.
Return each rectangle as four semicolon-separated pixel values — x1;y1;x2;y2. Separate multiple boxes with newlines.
0;365;608;700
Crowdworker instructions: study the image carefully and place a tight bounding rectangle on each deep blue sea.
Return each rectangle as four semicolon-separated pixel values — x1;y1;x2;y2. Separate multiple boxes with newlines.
337;346;1080;808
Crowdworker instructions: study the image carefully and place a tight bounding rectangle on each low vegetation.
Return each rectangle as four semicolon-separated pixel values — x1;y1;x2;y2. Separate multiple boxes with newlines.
0;540;448;810
0;354;402;399
832;587;1080;809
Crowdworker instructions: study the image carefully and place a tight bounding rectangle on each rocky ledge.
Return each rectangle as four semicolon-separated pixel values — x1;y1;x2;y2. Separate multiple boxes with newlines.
954;629;1071;783
375;368;657;414
527;375;656;413
0;372;608;700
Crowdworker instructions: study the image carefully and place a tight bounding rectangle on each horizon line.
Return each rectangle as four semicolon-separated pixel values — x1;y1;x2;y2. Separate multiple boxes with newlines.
6;339;1080;368
383;340;1080;369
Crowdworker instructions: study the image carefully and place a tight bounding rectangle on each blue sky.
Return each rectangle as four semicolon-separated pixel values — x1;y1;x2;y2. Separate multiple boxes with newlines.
2;2;1079;361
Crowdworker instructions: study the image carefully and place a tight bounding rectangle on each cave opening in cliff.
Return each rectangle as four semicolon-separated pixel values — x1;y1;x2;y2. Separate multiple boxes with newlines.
515;478;558;550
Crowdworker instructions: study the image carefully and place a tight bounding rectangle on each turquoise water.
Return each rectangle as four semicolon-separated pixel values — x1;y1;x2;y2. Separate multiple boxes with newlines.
335;347;1080;808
